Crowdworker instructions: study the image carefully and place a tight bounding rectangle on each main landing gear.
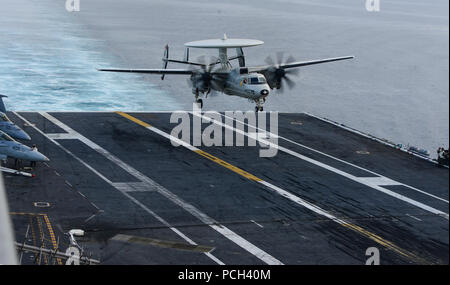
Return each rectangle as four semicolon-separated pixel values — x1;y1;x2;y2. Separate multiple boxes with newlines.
194;88;203;109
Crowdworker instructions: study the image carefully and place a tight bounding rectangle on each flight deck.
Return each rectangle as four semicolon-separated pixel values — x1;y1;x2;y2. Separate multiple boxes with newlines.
3;111;449;265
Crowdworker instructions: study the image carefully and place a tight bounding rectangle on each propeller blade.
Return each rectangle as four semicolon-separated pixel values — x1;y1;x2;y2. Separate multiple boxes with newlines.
195;56;207;71
285;68;299;76
265;52;300;93
284;75;296;90
206;56;219;73
286;55;295;64
276;51;284;65
265;55;274;66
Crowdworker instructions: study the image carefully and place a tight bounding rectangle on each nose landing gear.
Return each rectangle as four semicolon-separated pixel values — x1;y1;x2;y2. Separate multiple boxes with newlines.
254;98;265;112
196;99;203;109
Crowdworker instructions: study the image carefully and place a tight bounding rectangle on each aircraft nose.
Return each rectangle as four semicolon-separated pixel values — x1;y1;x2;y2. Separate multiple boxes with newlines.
15;129;31;141
39;153;50;162
31;150;50;162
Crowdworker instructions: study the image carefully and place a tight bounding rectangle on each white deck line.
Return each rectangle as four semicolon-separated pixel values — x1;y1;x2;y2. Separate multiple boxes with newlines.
112;182;156;192
405;214;423;222
250;220;264;228
218;112;449;204
31;112;283;266
196;113;449;219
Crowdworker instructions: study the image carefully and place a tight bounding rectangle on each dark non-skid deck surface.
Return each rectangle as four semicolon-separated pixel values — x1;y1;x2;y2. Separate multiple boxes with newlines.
4;112;449;265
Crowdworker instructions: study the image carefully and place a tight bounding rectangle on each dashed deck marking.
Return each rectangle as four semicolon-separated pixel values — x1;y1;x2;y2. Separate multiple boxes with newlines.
116;111;432;264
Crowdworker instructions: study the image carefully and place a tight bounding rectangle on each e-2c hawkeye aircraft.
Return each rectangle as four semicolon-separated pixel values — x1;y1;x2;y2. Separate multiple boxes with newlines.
99;34;354;112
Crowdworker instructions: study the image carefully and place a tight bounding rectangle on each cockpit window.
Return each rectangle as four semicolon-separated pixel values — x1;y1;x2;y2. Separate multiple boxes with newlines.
249;76;266;84
0;113;10;122
0;132;14;141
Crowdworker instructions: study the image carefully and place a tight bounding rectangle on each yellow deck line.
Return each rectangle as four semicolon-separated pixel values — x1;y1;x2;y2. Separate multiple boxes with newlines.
28;215;37;248
43;214;63;265
35;215;49;265
195;150;262;182
341;222;429;264
116;111;151;127
115;111;431;264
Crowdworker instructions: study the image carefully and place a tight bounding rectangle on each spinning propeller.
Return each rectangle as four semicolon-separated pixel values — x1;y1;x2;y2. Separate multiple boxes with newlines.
188;56;227;96
263;52;300;92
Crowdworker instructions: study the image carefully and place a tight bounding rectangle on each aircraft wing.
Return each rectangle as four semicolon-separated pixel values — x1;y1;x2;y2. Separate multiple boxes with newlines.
250;55;354;72
280;56;354;69
98;68;194;75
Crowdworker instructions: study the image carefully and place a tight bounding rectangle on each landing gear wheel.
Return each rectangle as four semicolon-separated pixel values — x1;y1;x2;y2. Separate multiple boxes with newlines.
259;107;263;112
196;99;203;109
255;106;259;112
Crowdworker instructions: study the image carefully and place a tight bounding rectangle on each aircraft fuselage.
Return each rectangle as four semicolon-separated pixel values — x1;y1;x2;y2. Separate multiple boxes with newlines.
193;68;270;101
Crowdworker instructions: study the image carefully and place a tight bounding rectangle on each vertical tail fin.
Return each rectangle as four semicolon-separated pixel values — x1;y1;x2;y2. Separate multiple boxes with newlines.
236;47;245;67
0;95;7;113
161;44;169;80
183;47;189;62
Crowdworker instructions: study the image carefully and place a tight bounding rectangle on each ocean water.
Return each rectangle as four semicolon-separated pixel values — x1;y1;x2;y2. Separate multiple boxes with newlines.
0;0;448;157
0;0;180;111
